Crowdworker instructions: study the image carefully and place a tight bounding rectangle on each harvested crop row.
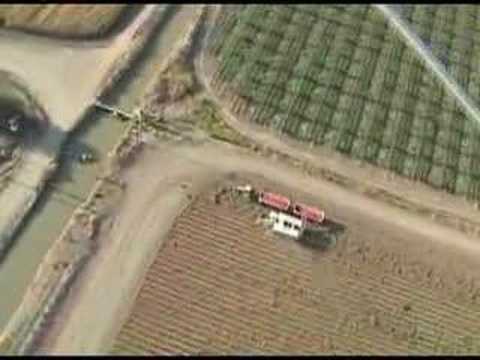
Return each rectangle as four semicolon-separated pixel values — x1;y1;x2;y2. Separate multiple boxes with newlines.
111;188;480;355
0;5;126;38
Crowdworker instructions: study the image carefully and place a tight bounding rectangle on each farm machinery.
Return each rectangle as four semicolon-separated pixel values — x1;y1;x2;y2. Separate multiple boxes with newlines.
232;184;339;249
235;184;326;225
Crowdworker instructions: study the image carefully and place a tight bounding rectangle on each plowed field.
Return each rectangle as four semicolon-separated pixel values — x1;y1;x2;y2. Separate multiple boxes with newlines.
0;5;126;38
111;184;480;355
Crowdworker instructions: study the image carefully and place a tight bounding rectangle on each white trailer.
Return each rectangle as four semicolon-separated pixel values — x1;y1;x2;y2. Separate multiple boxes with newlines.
268;211;304;239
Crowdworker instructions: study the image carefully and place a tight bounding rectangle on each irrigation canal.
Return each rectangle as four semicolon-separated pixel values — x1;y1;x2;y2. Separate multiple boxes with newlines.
0;4;199;331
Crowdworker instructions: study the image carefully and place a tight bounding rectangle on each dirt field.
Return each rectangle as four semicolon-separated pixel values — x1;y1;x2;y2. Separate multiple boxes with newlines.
34;142;219;354
111;184;480;354
35;140;480;354
0;5;127;38
16;5;480;354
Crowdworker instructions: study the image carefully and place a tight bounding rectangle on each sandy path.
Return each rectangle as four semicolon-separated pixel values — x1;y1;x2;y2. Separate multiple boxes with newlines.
42;143;217;354
28;4;480;352
2;5;205;352
42;139;480;354
0;5;164;255
165;143;480;257
0;5;160;128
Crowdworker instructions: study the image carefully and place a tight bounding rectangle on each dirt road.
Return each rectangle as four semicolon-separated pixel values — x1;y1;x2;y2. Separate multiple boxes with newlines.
22;4;480;353
39;142;218;354
0;5;165;257
195;5;480;236
0;5;206;351
0;4;161;130
39;139;480;354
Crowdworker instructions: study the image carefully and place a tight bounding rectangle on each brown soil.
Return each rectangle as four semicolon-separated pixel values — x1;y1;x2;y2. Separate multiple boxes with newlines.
111;176;480;355
23;5;480;353
0;5;126;38
38;141;480;354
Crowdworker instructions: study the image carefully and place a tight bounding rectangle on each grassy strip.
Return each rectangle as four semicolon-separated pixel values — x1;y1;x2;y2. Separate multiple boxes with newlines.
196;99;249;148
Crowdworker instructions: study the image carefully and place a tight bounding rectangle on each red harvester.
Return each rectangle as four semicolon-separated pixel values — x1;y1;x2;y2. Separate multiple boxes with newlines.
255;188;326;224
292;202;325;224
257;191;291;212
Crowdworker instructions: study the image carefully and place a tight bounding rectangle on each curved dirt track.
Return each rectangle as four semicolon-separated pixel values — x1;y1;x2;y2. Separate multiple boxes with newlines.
0;4;164;256
153;142;480;257
3;5;205;353
41;139;480;354
195;5;480;235
11;3;480;354
0;4;160;128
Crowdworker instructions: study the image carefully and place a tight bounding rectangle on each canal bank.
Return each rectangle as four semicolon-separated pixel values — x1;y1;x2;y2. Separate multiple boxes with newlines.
0;4;200;335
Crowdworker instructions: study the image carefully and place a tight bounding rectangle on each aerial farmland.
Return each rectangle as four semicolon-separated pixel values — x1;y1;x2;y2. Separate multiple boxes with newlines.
110;167;480;355
204;4;480;201
1;4;480;356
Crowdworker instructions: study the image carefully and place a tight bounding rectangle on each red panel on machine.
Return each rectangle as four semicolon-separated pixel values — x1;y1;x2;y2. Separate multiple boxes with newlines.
293;203;325;224
258;192;291;212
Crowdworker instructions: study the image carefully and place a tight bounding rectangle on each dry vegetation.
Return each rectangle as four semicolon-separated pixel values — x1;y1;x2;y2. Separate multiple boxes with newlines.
111;182;480;355
143;61;197;114
0;5;126;38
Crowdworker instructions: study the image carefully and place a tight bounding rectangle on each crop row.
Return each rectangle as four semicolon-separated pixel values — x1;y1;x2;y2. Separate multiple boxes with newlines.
206;5;480;202
112;197;480;354
167;205;480;351
397;5;480;101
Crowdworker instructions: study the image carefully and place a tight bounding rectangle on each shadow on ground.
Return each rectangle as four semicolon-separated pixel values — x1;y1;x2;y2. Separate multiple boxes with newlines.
298;218;347;253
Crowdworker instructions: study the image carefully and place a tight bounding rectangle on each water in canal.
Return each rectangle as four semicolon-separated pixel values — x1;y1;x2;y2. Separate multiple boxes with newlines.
0;4;198;330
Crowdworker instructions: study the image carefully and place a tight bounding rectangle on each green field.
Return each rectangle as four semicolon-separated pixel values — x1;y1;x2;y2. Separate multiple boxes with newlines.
397;5;480;102
205;5;480;201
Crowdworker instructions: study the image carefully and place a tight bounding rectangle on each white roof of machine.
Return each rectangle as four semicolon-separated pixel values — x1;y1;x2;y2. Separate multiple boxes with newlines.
269;211;304;238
